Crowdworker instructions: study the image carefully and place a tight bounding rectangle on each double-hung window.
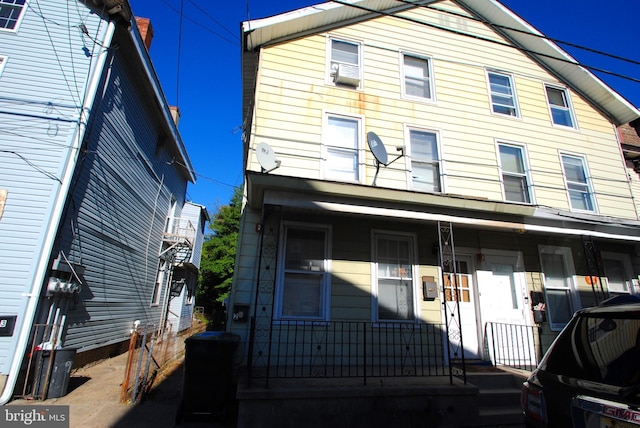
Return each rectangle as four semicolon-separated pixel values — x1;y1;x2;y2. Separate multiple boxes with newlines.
539;246;578;330
545;85;576;128
323;113;361;181
0;0;26;31
560;153;596;212
328;38;361;87
408;128;441;192
488;72;519;117
402;54;433;101
374;233;416;321
277;224;331;320
498;143;532;203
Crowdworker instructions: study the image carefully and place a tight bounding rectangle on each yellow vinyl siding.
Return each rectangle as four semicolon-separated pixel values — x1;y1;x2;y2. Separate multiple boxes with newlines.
248;0;635;219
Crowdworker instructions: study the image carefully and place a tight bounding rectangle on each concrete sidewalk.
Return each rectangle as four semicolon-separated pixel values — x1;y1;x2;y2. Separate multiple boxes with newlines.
6;351;235;427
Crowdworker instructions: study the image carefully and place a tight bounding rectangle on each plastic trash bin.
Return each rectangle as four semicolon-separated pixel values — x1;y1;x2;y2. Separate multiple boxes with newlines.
34;348;77;399
178;331;240;422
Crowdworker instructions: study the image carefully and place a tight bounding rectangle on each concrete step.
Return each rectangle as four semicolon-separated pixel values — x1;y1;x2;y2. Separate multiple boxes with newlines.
465;370;526;427
478;387;522;408
477;406;525;427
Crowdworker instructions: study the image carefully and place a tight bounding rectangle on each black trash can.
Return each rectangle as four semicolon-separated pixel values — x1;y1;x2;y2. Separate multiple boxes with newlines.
34;348;77;399
179;331;240;422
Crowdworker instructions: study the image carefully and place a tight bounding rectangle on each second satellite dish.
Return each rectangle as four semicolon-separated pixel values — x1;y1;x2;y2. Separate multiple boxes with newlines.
256;142;281;173
367;132;388;165
366;131;404;186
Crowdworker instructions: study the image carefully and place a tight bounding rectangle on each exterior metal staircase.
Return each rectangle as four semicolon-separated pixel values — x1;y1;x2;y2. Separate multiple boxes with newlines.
160;217;195;263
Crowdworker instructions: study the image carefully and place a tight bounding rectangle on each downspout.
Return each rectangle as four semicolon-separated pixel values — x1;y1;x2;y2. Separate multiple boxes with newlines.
0;20;116;405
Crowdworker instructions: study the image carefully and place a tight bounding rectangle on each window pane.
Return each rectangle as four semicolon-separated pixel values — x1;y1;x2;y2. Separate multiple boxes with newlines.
331;40;359;66
327;117;358;149
411;130;438;162
603;258;629;294
547;87;567;107
412;164;440;192
282;273;322;317
541;253;570;289
568;187;594;211
500;145;524;174
503;175;529;203
551;108;574;127
378;279;413;320
546;289;573;325
285;229;325;271
404;56;431;99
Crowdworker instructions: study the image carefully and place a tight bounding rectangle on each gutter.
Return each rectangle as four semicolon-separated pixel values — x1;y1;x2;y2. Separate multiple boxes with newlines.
0;20;117;406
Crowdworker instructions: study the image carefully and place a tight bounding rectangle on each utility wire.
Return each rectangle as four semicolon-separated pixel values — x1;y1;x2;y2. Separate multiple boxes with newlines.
160;0;238;46
176;0;185;106
187;0;238;41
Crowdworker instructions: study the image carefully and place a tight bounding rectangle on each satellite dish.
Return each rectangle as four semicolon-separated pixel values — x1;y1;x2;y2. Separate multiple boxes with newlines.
256;142;281;173
367;132;388;166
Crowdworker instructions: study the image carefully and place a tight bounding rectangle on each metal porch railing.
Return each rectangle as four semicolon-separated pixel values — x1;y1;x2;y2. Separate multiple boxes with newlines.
484;321;541;372
248;320;450;386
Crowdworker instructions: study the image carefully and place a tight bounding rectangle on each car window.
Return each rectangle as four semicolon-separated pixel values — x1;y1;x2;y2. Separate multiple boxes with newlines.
546;315;640;387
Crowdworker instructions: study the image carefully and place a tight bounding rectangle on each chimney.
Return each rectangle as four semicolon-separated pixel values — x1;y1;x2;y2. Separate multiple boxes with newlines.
169;106;181;126
135;17;154;51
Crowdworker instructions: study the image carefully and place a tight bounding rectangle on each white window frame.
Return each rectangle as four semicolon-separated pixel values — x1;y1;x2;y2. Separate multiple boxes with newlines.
0;0;27;32
400;52;435;102
275;222;332;321
601;251;634;296
404;125;443;193
496;141;534;204
322;111;364;182
0;55;7;77
544;84;577;129
486;71;520;118
559;152;597;213
326;36;362;88
371;230;419;323
538;245;580;331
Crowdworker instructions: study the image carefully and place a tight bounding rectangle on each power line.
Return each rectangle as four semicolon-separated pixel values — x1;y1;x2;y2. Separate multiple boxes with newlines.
160;0;239;47
187;0;238;41
176;0;185;106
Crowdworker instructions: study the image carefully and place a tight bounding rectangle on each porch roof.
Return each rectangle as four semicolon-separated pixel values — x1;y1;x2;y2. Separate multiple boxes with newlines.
246;171;640;242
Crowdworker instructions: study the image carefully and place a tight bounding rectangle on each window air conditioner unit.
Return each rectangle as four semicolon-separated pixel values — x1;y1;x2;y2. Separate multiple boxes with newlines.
334;64;360;86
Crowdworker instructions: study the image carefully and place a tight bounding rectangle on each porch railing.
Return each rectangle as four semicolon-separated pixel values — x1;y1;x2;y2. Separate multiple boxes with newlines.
484;321;540;372
248;320;449;386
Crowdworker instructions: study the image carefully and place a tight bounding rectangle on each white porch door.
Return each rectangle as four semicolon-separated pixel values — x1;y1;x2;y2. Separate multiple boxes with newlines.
476;253;535;366
443;256;479;360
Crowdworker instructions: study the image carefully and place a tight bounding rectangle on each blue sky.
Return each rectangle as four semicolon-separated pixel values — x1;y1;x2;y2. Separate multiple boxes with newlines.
127;0;640;212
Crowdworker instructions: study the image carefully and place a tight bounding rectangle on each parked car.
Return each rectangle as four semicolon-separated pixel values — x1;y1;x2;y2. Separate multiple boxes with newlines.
521;296;640;427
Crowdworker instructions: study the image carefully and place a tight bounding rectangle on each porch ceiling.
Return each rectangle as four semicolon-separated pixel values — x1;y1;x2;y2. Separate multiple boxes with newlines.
246;171;640;242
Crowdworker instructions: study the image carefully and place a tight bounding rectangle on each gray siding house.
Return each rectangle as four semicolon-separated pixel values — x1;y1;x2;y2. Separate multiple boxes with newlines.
0;0;204;402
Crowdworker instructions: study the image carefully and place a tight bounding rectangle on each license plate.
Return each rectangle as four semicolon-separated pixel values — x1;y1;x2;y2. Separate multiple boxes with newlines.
601;417;638;428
